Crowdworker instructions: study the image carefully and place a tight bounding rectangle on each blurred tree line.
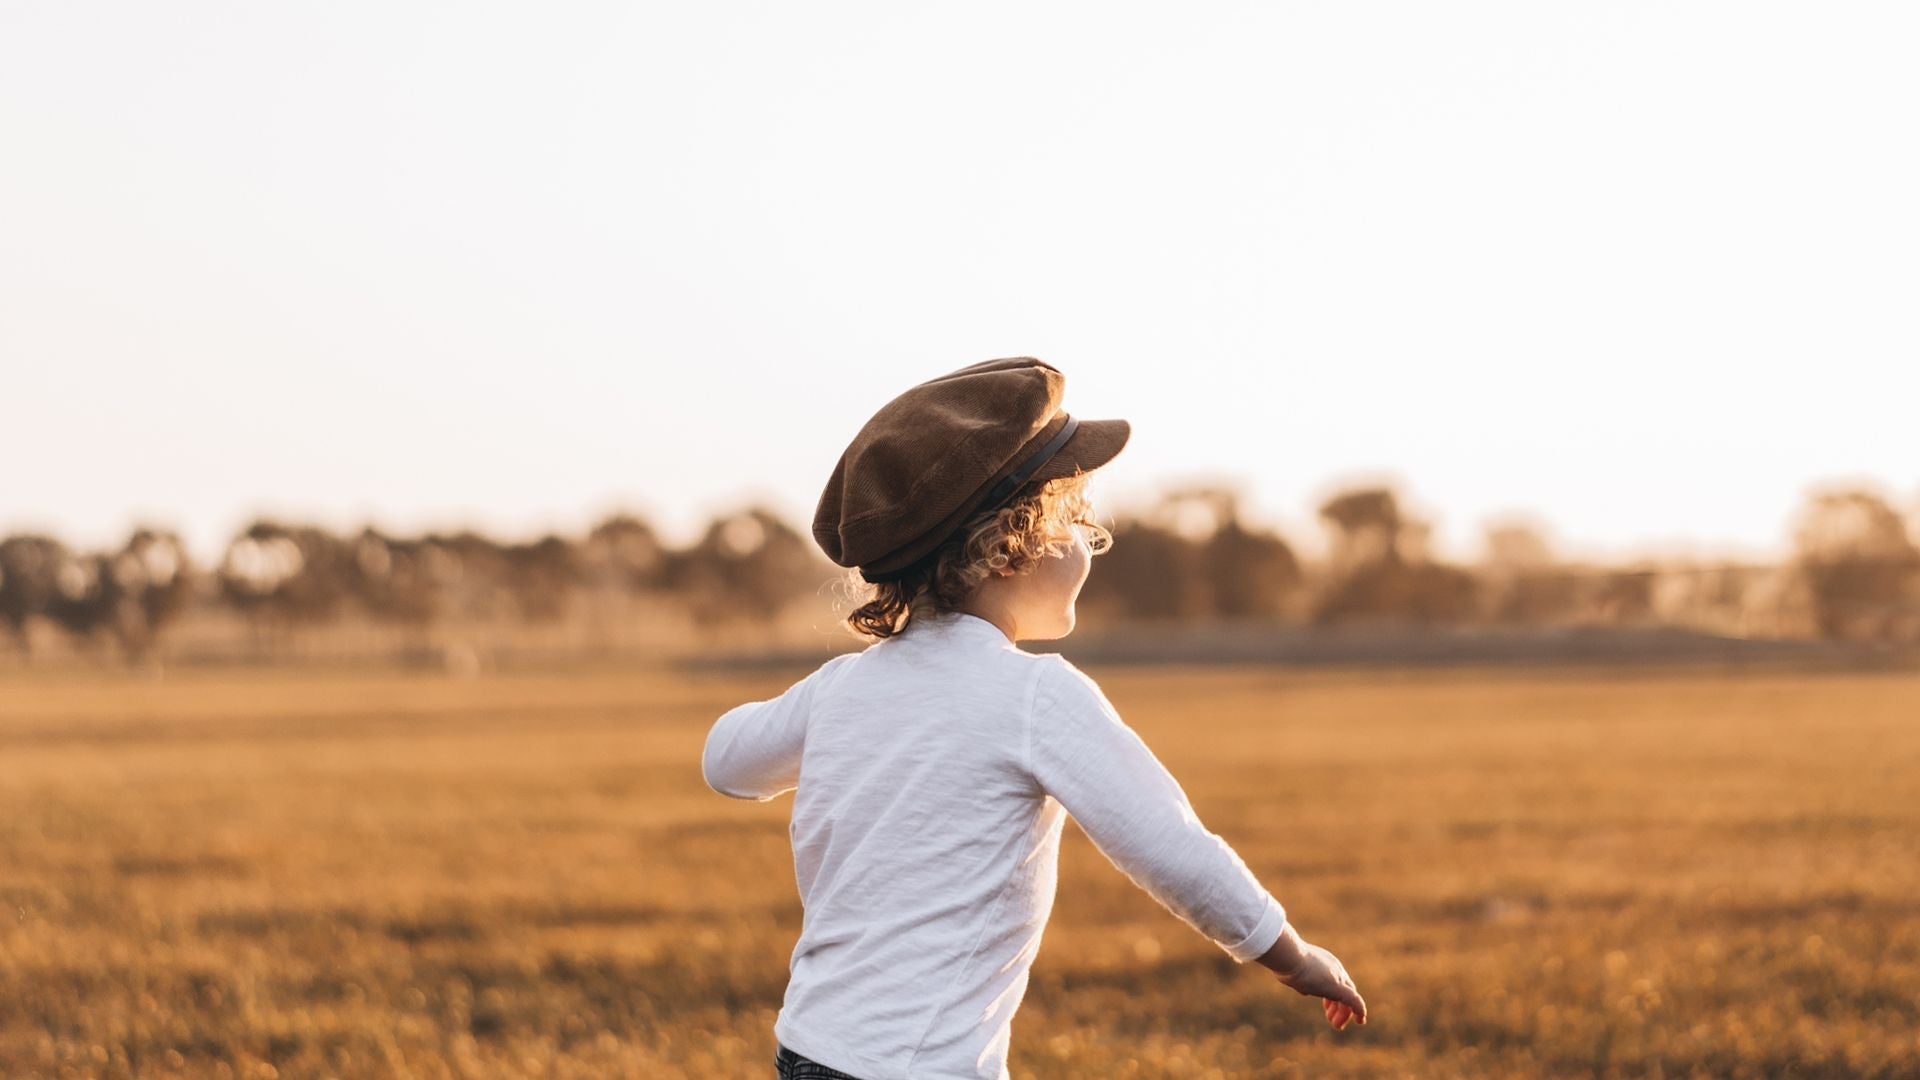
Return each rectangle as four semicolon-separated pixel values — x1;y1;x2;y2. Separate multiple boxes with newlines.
2;482;1917;668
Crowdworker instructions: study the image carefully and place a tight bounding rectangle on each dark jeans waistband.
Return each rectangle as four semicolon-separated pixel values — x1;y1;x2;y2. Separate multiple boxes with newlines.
774;1042;867;1079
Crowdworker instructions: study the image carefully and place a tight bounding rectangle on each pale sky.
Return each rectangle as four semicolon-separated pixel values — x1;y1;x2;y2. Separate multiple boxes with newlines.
3;2;1915;568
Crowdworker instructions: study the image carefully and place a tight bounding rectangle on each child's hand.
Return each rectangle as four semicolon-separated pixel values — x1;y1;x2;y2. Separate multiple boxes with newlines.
1255;924;1368;1030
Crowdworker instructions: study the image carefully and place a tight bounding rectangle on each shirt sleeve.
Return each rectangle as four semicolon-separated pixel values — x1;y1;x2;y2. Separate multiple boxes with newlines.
702;652;855;801
1025;656;1287;962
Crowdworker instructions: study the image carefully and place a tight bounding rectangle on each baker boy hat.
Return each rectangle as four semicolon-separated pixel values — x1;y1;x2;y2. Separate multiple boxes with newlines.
813;357;1131;582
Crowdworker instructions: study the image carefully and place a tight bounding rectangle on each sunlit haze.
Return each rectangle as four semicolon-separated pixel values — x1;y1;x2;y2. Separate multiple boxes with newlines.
4;2;1915;567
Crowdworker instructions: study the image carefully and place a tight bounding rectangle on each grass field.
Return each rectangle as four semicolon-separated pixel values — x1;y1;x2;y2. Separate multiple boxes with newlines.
2;661;1917;1078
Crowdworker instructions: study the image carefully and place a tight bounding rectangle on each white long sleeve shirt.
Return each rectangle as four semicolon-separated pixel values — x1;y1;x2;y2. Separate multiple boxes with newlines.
701;611;1287;1080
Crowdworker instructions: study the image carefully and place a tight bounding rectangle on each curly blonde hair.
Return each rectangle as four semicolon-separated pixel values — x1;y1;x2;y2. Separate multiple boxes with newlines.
834;471;1113;640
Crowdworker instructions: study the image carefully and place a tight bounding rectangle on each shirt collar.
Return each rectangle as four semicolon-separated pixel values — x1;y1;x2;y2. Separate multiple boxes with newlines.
916;610;1017;647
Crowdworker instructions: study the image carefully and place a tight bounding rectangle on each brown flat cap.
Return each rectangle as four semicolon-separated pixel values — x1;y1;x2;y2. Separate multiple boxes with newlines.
814;357;1131;581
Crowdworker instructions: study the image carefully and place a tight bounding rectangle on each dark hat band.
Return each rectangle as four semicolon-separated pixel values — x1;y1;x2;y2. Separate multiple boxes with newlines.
979;413;1079;512
858;413;1080;584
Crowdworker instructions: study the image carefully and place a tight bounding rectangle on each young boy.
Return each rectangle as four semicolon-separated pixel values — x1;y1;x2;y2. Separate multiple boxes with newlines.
704;358;1366;1080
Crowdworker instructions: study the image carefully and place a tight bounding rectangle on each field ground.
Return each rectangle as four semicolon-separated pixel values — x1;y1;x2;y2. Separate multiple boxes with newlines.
2;662;1917;1078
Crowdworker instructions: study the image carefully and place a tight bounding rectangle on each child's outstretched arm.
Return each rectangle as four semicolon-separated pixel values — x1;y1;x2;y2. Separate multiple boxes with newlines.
702;653;855;801
1027;656;1367;1030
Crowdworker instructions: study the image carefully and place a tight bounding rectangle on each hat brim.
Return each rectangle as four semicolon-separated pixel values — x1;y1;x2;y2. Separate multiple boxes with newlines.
1026;417;1130;485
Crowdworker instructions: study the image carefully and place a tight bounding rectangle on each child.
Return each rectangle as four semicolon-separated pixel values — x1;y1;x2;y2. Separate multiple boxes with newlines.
703;358;1366;1080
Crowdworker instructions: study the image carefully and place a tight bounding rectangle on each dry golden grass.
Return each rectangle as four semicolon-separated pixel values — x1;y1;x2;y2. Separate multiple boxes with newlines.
2;661;1917;1079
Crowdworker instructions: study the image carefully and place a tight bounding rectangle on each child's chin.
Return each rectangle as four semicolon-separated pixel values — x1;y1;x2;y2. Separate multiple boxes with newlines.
1035;611;1076;641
